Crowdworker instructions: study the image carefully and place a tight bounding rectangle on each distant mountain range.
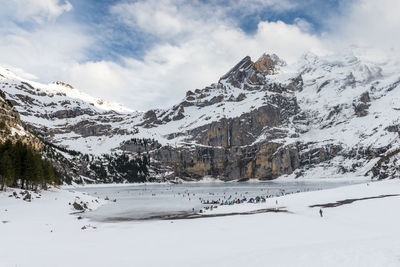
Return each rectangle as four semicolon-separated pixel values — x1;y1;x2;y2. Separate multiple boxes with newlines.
1;48;399;183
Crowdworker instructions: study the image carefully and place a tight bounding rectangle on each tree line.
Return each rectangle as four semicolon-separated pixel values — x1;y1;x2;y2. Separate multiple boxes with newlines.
92;153;150;183
0;140;60;190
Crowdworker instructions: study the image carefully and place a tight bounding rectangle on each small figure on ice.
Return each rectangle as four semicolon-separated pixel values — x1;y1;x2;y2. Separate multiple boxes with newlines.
319;208;323;217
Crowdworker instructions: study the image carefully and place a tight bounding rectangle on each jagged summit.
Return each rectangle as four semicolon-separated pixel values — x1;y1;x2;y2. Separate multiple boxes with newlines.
221;53;285;82
219;53;286;88
220;56;253;80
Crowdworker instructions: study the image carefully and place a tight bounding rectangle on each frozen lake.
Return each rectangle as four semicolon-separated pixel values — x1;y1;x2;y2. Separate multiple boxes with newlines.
74;180;364;222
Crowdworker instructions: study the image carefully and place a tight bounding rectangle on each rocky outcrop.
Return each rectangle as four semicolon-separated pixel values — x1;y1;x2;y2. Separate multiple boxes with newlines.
54;81;74;89
220;54;285;88
0;90;42;150
253;54;285;75
299;144;343;166
49;108;95;119
120;138;161;153
353;92;371;117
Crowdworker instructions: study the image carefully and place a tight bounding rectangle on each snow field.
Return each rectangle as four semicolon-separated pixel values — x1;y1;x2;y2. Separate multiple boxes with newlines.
0;180;399;267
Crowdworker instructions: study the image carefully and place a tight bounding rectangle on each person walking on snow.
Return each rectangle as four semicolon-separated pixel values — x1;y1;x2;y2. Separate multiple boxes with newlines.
319;209;323;217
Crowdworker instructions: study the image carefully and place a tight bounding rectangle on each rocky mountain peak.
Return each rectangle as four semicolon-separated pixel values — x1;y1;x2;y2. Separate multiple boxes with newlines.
253;53;286;75
54;81;74;89
220;56;253;81
218;53;287;88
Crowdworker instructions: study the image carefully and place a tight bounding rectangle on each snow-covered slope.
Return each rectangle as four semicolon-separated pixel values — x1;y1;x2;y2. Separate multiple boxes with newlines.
0;66;141;155
1;48;400;181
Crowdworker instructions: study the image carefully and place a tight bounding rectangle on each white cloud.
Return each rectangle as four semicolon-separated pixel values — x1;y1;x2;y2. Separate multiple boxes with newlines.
294;18;314;33
11;0;72;23
66;0;326;110
227;0;297;13
324;0;400;52
111;1;186;38
0;22;92;81
110;0;297;40
0;1;80;80
68;61;124;95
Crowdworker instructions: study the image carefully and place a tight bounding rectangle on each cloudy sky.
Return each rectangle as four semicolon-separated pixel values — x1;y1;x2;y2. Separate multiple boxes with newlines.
0;0;399;110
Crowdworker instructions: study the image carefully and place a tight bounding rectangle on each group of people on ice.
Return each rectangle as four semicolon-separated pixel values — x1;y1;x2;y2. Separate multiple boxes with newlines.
200;195;267;206
197;193;281;213
176;187;319;215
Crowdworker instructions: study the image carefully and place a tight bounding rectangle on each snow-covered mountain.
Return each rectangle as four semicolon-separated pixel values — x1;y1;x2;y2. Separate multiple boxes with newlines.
1;48;400;182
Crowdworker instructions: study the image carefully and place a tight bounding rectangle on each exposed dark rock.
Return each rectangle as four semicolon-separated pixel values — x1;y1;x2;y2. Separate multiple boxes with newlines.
54;81;74;89
236;93;246;102
73;202;84;211
360;91;370;103
287;75;303;92
23;192;31;202
172;112;185;121
386;124;400;134
186;90;195;97
317;80;330;93
70;121;112;137
49;108;95;119
143;110;157;122
353;102;369;117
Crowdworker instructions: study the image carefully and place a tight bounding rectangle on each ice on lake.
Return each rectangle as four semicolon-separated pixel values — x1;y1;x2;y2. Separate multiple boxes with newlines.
75;180;364;222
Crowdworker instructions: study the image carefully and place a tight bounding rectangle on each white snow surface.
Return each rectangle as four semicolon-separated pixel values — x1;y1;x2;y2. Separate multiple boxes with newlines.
1;180;400;267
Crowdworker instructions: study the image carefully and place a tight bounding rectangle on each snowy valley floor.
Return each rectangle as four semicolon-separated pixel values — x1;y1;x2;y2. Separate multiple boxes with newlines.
1;180;400;267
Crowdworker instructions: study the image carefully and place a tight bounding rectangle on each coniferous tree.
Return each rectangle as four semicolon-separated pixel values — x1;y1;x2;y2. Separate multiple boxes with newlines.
0;151;14;190
0;140;61;190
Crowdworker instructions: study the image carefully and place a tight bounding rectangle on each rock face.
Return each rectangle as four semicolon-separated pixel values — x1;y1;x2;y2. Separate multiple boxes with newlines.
0;90;42;150
1;50;400;182
154;142;299;180
353;91;371;117
186;95;297;148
